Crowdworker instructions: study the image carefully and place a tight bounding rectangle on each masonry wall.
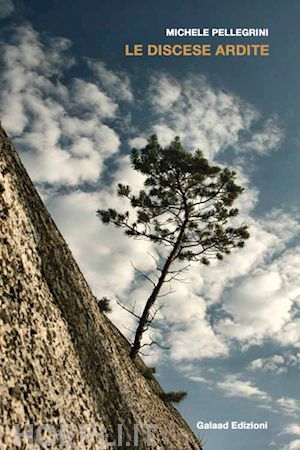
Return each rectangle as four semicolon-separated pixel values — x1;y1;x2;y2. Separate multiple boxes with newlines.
0;124;202;449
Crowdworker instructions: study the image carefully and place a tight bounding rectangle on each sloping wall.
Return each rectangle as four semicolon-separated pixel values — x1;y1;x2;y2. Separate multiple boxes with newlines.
0;124;201;449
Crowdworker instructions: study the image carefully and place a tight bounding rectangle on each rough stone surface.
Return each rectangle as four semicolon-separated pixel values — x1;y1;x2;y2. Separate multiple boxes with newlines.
0;124;202;449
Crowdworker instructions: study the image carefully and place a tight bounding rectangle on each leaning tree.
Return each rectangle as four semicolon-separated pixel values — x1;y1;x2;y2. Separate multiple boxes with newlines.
98;135;249;360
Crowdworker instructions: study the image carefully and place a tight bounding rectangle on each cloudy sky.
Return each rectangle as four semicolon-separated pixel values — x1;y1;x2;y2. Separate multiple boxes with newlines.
1;1;300;449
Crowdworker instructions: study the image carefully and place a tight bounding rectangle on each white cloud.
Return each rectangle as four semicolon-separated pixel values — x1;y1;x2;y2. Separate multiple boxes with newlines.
277;398;300;416
249;353;300;375
216;247;300;347
240;117;284;155
137;73;283;159
88;60;133;102
216;375;270;401
73;79;117;118
166;292;229;361
217;270;291;343
112;155;146;192
188;375;212;384
128;136;148;149
279;320;300;348
287;354;300;367
0;25;122;186
193;216;281;305
149;73;181;111
284;440;300;450
0;0;14;18
282;424;300;436
260;210;300;242
249;355;286;374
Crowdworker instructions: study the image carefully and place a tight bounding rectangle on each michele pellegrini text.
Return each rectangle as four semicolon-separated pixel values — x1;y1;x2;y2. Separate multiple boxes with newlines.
165;27;269;37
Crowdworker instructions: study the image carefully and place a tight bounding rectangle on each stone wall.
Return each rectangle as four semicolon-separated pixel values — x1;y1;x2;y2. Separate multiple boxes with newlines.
0;124;202;449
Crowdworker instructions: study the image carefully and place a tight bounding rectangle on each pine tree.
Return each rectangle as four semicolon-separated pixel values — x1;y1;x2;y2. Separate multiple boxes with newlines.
97;135;249;360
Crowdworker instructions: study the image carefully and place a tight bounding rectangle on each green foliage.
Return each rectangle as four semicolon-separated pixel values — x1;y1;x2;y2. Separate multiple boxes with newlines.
141;366;157;380
159;391;187;404
96;297;112;313
97;135;250;360
97;135;249;264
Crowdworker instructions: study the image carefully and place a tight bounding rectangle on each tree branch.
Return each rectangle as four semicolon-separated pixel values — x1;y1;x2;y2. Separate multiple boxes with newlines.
130;261;156;287
115;298;141;320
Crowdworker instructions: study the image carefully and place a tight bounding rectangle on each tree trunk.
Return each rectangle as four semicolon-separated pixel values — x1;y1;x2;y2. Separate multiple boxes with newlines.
129;218;188;360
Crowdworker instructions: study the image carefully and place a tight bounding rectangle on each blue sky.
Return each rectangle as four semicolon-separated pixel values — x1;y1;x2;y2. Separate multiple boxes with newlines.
1;1;300;449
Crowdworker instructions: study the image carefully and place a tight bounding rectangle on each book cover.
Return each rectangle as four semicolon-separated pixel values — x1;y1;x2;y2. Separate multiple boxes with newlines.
1;1;299;450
